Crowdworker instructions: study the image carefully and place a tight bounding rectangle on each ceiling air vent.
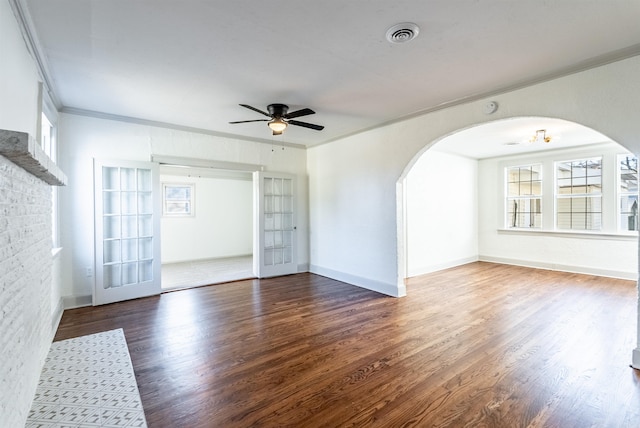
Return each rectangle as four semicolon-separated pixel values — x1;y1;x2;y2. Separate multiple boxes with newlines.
386;22;420;44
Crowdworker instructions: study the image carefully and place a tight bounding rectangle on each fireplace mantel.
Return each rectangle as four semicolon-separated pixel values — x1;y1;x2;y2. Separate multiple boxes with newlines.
0;129;66;186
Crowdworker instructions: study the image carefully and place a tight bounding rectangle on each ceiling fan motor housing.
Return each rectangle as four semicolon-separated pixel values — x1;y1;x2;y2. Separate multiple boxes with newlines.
268;104;288;118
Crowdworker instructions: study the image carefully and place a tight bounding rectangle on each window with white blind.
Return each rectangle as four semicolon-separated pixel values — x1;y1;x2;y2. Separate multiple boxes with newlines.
618;154;638;232
506;164;542;228
163;183;195;216
555;157;602;231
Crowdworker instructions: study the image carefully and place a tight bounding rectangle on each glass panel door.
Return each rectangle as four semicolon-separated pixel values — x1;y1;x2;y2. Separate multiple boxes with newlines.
94;159;161;305
254;171;297;278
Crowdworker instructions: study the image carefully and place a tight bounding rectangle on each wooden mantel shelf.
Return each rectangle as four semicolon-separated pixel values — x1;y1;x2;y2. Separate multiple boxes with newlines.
0;129;67;186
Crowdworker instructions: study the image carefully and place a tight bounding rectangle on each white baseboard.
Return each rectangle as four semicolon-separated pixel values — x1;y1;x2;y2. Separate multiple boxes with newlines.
297;263;310;273
633;348;640;370
162;253;253;265
51;297;64;339
479;255;637;280
63;294;92;309
408;256;479;278
309;265;405;297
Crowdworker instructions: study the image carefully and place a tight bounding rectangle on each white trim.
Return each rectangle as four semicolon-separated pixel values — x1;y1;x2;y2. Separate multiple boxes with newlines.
479;255;636;280
408;256;479;278
152;155;264;172
63;295;92;309
616;153;639;233
63;107;307;149
8;0;61;108
51;297;64;339
633;348;640;370
497;228;637;241
309;45;640;148
310;264;406;297
159;164;252;181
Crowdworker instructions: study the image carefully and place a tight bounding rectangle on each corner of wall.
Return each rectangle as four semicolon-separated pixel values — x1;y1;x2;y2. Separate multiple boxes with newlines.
309;264;405;297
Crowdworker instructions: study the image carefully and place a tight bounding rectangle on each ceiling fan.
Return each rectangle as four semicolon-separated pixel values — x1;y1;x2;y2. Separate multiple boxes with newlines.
229;104;324;135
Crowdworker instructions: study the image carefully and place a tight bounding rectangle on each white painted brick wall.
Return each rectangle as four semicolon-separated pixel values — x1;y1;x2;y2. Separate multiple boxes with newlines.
0;154;53;427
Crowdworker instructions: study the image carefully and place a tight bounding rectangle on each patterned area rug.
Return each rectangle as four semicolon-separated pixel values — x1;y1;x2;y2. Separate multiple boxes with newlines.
26;329;147;427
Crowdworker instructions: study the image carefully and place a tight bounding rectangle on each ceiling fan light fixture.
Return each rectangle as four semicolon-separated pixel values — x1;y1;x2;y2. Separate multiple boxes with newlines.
268;118;288;133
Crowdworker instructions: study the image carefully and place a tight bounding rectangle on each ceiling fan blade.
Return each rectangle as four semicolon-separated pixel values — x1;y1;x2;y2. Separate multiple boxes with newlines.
284;108;315;119
229;119;269;124
239;104;271;117
289;120;324;131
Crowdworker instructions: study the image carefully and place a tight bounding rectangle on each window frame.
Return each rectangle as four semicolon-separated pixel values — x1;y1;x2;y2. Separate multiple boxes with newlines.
499;144;638;238
554;157;603;231
39;86;61;249
162;183;195;217
505;163;543;229
617;154;639;233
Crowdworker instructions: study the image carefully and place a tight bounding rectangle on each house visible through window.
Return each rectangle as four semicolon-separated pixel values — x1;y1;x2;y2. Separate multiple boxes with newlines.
163;183;194;216
506;164;542;228
619;154;638;231
556;157;602;231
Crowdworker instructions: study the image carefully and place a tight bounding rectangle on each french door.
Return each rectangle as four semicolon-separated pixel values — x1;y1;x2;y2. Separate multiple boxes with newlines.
94;159;161;305
254;171;297;278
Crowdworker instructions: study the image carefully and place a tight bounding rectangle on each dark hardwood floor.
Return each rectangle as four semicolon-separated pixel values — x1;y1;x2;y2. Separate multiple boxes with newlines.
54;262;640;427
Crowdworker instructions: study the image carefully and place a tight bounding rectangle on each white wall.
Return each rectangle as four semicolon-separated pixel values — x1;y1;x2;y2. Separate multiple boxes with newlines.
406;149;478;276
478;142;637;279
0;2;39;137
58;113;309;303
0;2;63;426
160;173;252;263
307;56;640;297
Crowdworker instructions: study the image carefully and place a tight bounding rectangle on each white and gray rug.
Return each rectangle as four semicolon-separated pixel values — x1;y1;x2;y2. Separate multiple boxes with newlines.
26;328;147;427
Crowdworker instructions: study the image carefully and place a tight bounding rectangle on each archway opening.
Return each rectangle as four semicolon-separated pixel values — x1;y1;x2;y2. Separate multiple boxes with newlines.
398;116;638;285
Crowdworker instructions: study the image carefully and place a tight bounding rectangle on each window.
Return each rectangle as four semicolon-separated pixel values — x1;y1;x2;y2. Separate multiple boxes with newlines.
41;112;55;161
556;157;602;231
163;183;194;216
40;109;60;248
618;154;638;231
506;164;542;228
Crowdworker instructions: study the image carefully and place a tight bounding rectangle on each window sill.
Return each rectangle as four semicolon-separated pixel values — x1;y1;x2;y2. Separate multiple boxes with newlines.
497;228;638;241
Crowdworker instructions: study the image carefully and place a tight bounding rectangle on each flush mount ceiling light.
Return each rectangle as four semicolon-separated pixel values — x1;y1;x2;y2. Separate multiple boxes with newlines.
386;22;420;44
530;129;553;144
268;117;288;134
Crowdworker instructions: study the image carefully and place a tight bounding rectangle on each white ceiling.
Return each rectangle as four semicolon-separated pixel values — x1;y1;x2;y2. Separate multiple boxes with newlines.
22;1;640;150
433;117;614;160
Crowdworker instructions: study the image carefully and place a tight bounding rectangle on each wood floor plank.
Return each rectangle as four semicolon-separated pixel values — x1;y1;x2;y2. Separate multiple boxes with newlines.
54;263;640;427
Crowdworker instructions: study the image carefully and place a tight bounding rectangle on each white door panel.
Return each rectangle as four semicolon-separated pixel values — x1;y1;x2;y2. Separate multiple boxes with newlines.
94;159;161;305
254;171;297;278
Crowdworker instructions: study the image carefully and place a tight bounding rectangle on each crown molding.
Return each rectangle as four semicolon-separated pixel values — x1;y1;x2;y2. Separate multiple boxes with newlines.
11;0;640;151
309;45;640;148
61;107;307;150
8;0;61;109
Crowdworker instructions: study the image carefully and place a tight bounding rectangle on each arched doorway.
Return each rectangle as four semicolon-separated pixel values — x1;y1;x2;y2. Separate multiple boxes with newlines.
396;116;639;362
